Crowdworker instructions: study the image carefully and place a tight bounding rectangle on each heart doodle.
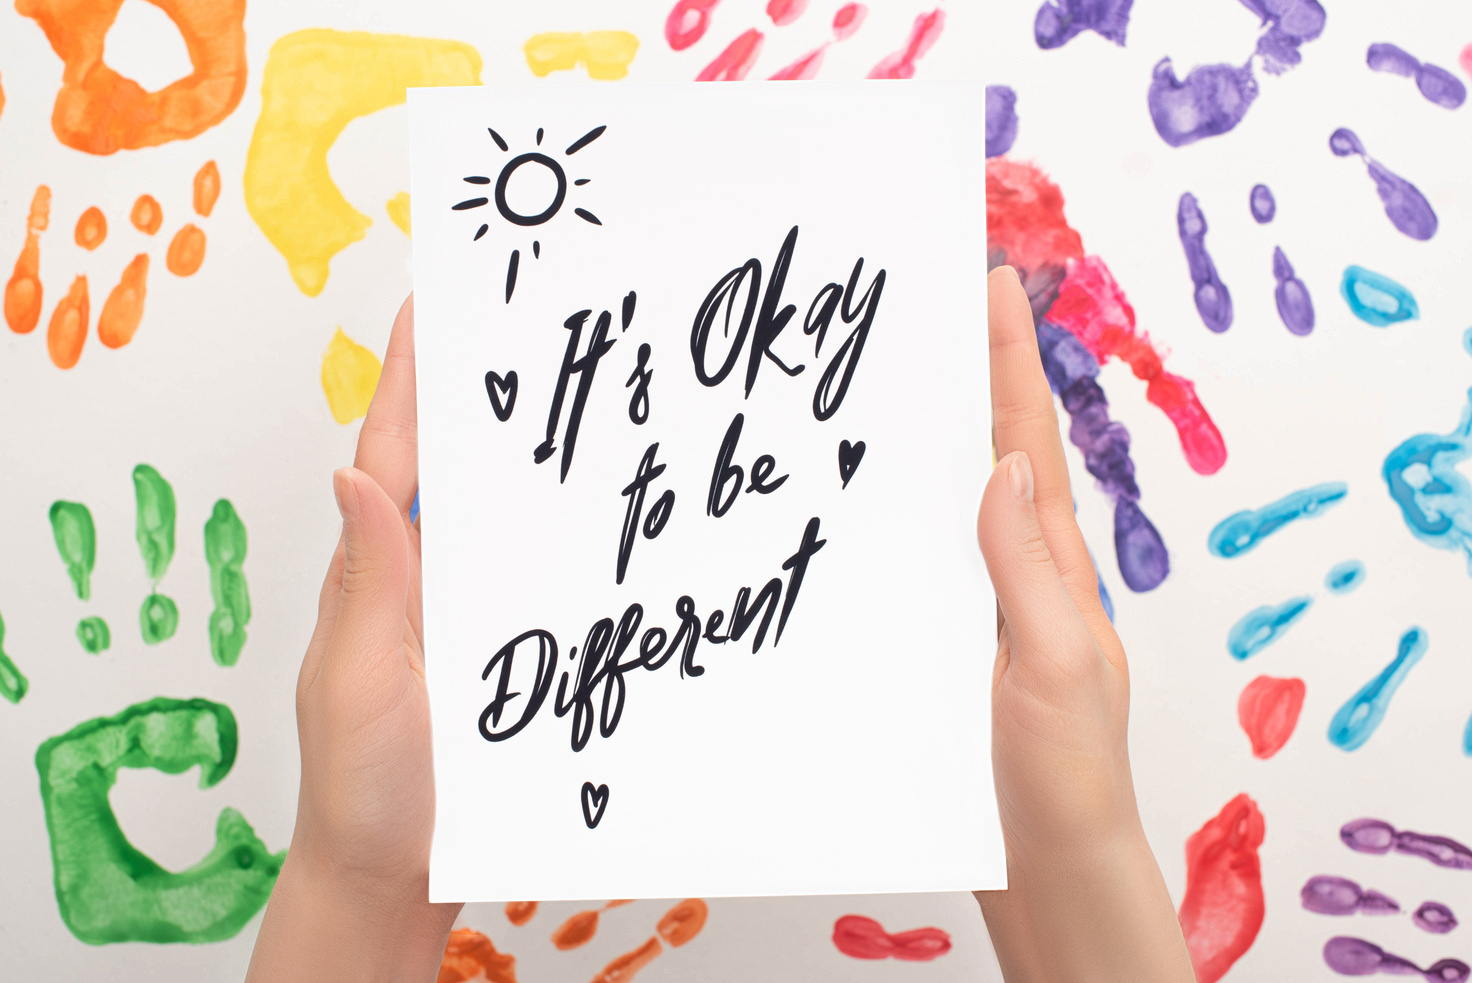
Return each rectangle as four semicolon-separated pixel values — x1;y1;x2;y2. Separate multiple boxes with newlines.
484;370;518;422
581;781;609;829
838;439;866;489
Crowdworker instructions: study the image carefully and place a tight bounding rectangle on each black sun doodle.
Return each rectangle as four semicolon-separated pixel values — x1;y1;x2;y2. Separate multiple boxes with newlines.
453;124;606;303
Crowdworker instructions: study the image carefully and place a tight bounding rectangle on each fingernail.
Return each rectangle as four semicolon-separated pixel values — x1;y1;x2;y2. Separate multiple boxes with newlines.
333;469;359;521
1009;452;1034;503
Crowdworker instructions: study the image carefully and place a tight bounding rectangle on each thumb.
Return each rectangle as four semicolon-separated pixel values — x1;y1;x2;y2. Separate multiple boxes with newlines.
329;467;410;668
977;451;1091;665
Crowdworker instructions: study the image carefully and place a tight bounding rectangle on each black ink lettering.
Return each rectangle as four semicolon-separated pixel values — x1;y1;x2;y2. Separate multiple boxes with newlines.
743;225;805;397
536;308;617;480
644;489;674;538
621;290;637;331
581;781;609;828
813;259;885;421
479;629;558;742
484;370;518;422
804;281;843;355
707;414;745;518
838;439;866;488
638;626;670;670
729;578;782;652
690;260;760;386
669;595;704;678
626;342;652;425
617;443;668;585
777;517;827;643
746;454;788;495
703;609;727;644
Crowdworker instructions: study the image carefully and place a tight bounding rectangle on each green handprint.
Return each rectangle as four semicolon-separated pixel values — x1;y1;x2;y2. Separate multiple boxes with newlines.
50;500;109;652
34;696;284;944
204;500;250;666
0;611;29;704
133;465;179;643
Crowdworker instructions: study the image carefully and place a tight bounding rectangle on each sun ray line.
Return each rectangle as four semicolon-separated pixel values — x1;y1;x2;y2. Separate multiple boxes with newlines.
464;175;491;184
488;128;509;152
453;197;489;210
474;224;489;241
506;249;520;303
565;126;607;156
536;127;544;145
574;178;591;186
574;208;602;226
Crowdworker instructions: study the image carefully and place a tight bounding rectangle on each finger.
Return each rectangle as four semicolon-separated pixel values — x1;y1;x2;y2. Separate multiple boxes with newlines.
978;451;1100;678
298;535;346;695
354;295;418;521
327;468;410;672
988;266;1115;642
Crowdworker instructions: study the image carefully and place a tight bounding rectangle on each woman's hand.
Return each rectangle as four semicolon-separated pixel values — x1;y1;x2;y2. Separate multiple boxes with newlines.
972;267;1195;982
246;297;461;983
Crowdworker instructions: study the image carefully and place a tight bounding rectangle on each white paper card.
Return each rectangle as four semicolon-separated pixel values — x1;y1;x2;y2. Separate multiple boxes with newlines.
410;80;1000;901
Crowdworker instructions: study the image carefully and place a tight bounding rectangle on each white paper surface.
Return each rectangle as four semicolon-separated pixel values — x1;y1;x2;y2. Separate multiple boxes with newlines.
410;80;1001;901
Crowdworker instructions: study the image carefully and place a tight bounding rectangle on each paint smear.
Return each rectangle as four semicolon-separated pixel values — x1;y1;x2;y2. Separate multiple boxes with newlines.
192;161;221;218
387;193;412;236
1250;183;1276;222
1034;0;1132;49
1384;387;1472;570
1178;793;1265;983
1238;675;1305;758
552;908;602;950
6;185;51;335
1341;265;1418;327
47;275;90;369
769;47;826;80
166;223;206;276
76;615;110;654
697;28;763;80
322;327;383;424
17;0;247;154
1273;246;1314;335
1302;875;1400;916
1367;43;1466;109
98;254;149;348
656;899;708;946
524;32;639;80
204;499;250;666
1465;711;1472;757
1244;0;1326;74
1148;59;1258;147
1330;128;1437;240
1228;596;1312;660
75;206;107;250
131;195;163;235
1208;481;1347;558
832;3;866;40
767;0;808;26
1415;902;1458;934
1342;817;1472;870
868;8;943;79
244;30;482;296
666;0;722;50
832;915;951;961
592;937;663;983
1323;936;1469;981
134;464;178;644
1326;560;1365;593
985;85;1018;158
1328;627;1427;751
49;500;96;600
0;611;30;704
1178;192;1233;332
438;928;518;983
34;697;283;943
504;901;538;925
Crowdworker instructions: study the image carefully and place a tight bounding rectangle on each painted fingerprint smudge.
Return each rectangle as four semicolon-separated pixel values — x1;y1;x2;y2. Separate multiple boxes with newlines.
1148;0;1323;145
985;86;1019;158
322;327;384;424
524;32;640;80
832;3;866;41
1250;183;1276;223
439;928;518;983
49;500;96;600
590;900;708;983
1228;596;1311;660
1342;265;1418;327
34;697;284;943
1273;247;1314;335
766;0;809;26
1330;129;1437;241
1178;793;1266;983
1463;327;1472;358
832;915;952;961
1036;320;1168;591
75;206;107;251
1367;43;1466;109
1383;390;1472;571
768;3;867;81
1177;193;1232;332
205;500;250;666
245;30;482;296
1208;482;1347;558
504;901;538;925
666;0;722;50
133;465;179;644
1033;0;1132;49
1323;936;1469;982
1414;902;1458;934
1328;627;1426;751
1342;817;1472;870
18;0;248;154
1238;675;1305;758
1326;560;1366;593
6;186;51;335
1302;875;1400;915
868;8;943;79
47;275;90;369
76;616;110;655
0;611;29;704
98;254;149;349
1465;712;1472;757
698;28;764;80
